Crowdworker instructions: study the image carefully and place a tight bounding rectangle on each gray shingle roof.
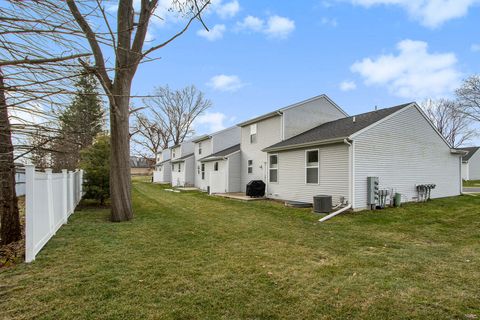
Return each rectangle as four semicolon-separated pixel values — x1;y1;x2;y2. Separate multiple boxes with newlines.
170;153;194;163
264;103;413;151
199;144;240;162
460;147;479;161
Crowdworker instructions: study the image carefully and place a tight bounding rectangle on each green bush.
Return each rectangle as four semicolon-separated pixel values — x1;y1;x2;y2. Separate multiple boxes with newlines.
80;135;110;205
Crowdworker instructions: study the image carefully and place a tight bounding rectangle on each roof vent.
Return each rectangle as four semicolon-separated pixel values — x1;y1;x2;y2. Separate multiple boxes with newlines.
352;116;356;123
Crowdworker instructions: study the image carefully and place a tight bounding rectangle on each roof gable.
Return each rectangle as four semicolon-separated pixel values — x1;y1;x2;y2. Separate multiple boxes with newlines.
264;103;412;151
237;94;347;127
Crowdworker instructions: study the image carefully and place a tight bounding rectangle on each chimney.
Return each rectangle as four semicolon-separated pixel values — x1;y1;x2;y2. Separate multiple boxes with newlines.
353;116;356;123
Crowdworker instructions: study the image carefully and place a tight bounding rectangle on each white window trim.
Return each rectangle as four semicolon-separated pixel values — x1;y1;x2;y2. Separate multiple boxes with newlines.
268;154;279;184
305;149;319;185
250;124;257;144
247;160;253;174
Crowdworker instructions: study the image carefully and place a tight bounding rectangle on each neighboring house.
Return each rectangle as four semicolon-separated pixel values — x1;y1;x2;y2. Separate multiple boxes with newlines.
130;156;155;175
198;144;241;194
153;148;171;184
460;147;480;180
263;103;463;210
192;126;241;192
237;94;349;192
170;140;195;187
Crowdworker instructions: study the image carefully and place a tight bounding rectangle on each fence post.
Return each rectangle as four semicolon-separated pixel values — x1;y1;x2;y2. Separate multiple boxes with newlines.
68;171;74;215
45;169;55;234
62;169;68;224
25;164;35;263
79;169;84;200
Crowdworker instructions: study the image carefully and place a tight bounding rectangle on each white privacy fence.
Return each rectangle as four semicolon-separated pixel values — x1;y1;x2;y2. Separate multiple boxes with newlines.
15;168;26;196
25;165;84;263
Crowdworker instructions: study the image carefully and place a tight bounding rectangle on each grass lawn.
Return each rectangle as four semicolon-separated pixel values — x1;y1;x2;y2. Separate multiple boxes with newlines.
1;178;479;319
464;180;480;188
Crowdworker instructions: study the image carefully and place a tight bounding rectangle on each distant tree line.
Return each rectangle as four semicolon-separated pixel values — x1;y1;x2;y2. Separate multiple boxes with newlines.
422;75;480;148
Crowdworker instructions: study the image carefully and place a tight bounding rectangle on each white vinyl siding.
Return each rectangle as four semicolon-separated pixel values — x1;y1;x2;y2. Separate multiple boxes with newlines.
282;96;347;140
467;150;480;180
153;160;171;184
211;127;241;153
228;152;241;192
353;106;461;209
240;115;282;191
267;143;349;204
461;162;469;180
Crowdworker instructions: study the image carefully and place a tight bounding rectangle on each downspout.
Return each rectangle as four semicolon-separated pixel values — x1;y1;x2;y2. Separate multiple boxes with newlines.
343;138;354;208
319;204;353;222
319;139;354;223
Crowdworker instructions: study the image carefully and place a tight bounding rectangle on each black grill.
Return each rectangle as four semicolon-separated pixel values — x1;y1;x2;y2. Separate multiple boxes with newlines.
246;180;265;197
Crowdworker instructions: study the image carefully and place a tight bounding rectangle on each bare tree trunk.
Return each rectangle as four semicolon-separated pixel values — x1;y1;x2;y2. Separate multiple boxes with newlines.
0;71;21;245
109;78;133;221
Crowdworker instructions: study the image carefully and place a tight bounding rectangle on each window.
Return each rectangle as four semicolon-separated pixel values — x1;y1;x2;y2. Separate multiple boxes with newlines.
269;155;278;183
178;163;181;172
197;165;200;174
247;160;253;174
214;162;219;171
172;149;176;158
201;163;205;179
198;142;202;155
172;163;175;171
158;165;162;172
250;124;257;144
306;150;319;184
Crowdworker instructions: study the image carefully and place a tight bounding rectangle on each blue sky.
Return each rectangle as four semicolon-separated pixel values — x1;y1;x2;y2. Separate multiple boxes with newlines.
129;0;480;138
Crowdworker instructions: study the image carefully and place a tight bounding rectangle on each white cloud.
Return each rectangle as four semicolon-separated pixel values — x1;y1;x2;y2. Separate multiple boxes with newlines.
197;24;226;41
214;0;240;19
264;15;296;39
340;81;357;91
195;112;228;132
207;74;245;92
236;15;295;39
236;15;264;32
471;43;480;52
321;17;338;27
350;0;479;28
351;39;462;99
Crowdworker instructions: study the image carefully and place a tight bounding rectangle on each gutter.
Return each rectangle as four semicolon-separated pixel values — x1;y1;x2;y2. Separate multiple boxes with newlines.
237;111;283;127
263;137;347;153
451;149;468;156
199;150;241;163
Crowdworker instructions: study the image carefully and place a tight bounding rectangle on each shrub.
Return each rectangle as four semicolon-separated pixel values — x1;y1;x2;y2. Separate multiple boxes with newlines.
80;135;110;205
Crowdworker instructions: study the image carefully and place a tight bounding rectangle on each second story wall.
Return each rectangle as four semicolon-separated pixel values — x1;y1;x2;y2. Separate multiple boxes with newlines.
211;126;241;153
195;138;212;159
283;96;347;140
240;115;282;190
